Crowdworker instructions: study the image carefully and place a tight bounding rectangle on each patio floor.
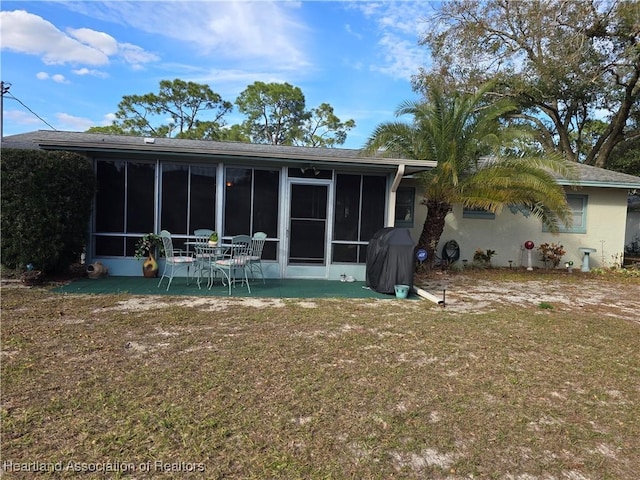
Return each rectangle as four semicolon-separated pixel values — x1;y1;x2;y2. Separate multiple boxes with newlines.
53;276;417;300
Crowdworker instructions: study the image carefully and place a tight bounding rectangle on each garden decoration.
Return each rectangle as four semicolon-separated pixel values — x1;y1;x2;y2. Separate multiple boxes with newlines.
135;233;164;277
524;240;535;271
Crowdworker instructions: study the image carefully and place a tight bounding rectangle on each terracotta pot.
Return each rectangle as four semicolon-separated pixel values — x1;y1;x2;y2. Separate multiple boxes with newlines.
143;253;159;278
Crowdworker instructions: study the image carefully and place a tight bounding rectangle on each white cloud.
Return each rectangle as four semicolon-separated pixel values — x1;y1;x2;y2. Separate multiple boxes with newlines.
350;1;432;81
370;33;426;80
68;27;119;56
5;109;44;127
62;1;309;70
35;71;68;83
53;112;116;131
72;68;109;78
0;10;109;65
51;74;67;84
118;43;160;67
0;9;157;68
345;24;363;40
103;113;117;124
55;112;102;131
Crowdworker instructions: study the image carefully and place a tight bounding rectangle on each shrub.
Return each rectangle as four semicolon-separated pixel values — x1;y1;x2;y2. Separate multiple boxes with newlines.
473;248;496;267
537;242;566;268
1;148;96;274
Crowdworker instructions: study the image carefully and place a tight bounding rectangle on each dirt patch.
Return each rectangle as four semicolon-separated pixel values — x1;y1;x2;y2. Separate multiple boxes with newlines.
416;271;640;322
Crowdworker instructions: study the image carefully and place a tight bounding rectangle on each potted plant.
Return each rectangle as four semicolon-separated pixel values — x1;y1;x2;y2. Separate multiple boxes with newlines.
135;233;164;277
208;231;219;246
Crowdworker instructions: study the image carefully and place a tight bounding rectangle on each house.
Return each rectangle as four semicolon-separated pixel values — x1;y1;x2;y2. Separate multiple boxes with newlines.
3;130;639;277
1;130;434;279
403;162;640;270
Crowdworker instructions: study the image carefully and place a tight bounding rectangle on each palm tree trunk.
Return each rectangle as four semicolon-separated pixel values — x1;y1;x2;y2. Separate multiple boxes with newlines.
418;200;451;270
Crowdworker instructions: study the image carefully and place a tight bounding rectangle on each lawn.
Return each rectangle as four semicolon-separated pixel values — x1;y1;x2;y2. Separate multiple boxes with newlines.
2;272;639;479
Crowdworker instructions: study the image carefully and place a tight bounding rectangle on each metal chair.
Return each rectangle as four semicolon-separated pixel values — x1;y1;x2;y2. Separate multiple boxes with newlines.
157;230;195;291
247;232;267;283
211;235;252;295
193;228;214;287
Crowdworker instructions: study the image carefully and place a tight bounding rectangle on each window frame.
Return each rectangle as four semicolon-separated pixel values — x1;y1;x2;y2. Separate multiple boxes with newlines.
332;173;387;264
543;194;588;234
463;207;496;219
394;186;416;227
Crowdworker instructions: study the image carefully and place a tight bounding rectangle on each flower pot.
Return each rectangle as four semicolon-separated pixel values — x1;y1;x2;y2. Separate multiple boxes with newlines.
143;254;159;278
394;284;410;299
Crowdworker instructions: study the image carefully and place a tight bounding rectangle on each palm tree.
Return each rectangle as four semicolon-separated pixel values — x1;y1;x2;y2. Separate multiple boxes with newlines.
363;82;576;270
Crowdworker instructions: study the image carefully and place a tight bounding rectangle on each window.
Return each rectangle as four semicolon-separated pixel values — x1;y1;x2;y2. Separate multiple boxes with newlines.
543;194;587;233
463;207;495;219
395;187;415;227
224;167;279;260
160;164;217;235
94;160;218;257
332;174;386;263
94;160;156;256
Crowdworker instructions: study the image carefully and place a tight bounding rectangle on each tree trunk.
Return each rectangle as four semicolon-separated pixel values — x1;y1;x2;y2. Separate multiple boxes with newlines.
417;200;451;270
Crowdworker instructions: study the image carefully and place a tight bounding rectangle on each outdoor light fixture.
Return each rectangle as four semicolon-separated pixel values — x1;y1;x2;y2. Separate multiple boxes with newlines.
301;165;320;176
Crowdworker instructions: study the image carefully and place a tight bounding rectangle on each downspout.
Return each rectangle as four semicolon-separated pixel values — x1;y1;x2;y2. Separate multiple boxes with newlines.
386;164;405;227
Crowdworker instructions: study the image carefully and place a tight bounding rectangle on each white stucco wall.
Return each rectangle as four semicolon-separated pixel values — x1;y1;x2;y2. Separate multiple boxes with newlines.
408;185;631;270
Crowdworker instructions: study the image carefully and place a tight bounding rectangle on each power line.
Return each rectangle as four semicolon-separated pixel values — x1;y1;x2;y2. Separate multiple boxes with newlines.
2;84;58;132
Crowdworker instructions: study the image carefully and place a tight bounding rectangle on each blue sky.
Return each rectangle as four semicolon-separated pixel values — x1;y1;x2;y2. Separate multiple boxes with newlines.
1;1;437;149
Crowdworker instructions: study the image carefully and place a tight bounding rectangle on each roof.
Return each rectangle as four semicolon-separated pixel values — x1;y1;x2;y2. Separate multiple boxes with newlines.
0;130;437;174
557;162;640;190
3;130;640;189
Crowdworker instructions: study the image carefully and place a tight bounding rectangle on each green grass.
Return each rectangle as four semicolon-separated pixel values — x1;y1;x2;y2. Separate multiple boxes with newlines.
2;277;640;479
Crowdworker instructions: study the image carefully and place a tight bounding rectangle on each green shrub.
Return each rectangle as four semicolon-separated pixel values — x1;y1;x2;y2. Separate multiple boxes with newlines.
1;148;96;274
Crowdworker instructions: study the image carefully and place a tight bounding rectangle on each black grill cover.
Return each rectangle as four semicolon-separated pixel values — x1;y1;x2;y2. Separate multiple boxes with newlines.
365;227;415;294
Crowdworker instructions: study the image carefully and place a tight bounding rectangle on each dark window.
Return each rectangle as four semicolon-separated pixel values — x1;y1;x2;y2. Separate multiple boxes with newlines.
334;174;360;241
161;164;189;234
127;162;156;233
94;160;155;256
225;167;279;260
95;160;125;233
160;164;217;235
361;175;386;240
395;187;415;227
190;166;217;231
224;168;253;236
332;173;386;263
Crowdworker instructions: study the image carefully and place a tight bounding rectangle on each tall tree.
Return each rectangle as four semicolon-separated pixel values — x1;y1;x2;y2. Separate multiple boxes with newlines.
109;79;233;138
235;82;355;147
235;82;309;145
294;103;356;148
363;83;575;269
414;0;640;169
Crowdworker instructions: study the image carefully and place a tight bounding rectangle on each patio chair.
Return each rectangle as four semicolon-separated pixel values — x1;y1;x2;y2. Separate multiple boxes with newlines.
211;234;252;295
157;230;196;291
193;228;214;286
247;232;267;283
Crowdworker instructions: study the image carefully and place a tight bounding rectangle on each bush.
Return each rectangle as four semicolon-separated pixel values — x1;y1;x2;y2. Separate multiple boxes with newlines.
537;242;566;268
1;148;96;274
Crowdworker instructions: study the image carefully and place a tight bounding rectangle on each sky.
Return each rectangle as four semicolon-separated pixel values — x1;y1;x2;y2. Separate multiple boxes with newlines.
1;0;438;149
